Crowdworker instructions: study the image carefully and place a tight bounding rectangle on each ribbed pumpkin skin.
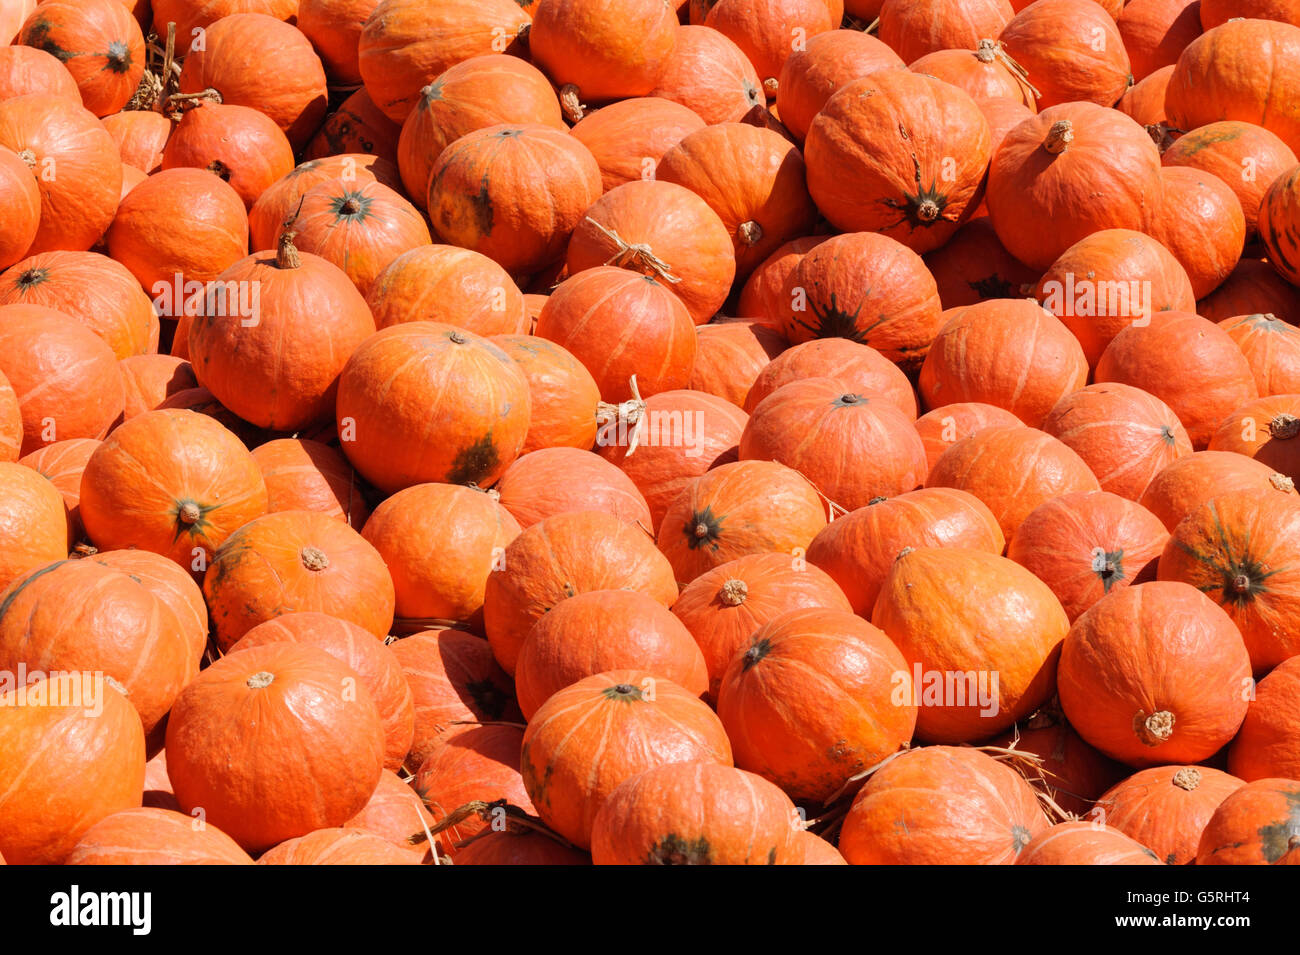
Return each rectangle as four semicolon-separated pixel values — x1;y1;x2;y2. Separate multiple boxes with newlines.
107;167;249;290
151;0;299;56
258;828;421;864
775;29;904;143
879;0;1014;64
427;124;602;276
0;371;22;463
357;0;530;123
920;299;1088;427
529;0;678;103
367;245;528;337
717;608;916;804
908;41;1035;110
805;71;990;254
1198;258;1300;324
65;808;254;865
1098;766;1245;866
0;45;79;102
229;612;415;772
363;483;520;631
986;103;1162;271
1016;822;1163;865
17;0;144;116
535;268;698;403
839;746;1049;865
0;676;145;865
388;629;520;772
591;762;800;865
737;235;826;325
484;511;678;675
0;147;38;269
1035;230;1197;367
345;769;435;861
0;94;122;254
495;448;652;531
744;338;915;418
871;548;1068;743
297;0;379;85
1058;582;1252;768
1200;0;1300;28
248;154;401;251
397;55;563;208
1139;450;1299;532
649;25;763;126
79;410;267;569
740;380;927;512
1162;123;1298;237
656;123;817;280
778;232;943;374
1116;67;1173;127
521;670;732;850
188;245;377;432
1118;0;1201;81
807;488;1003;616
335;322;531;495
657;460;828;588
0;304;124;455
455;830;591;865
413;724;531;858
251;438;369;529
0;251;154;360
1220;313;1300;396
177;13;329;149
998;0;1130;108
1158;489;1300;672
914;402;1024;476
570;97;706;194
203;510;396;651
0;559;198;737
1152;167;1246;300
1210;394;1300;478
1096;311;1258;449
1230;657;1300;782
490;335;601;454
1007;491;1169;623
161;102;294;210
18;438;98;538
302;87;400;165
1166;20;1300;157
672;552;851;703
1196;778;1300;865
0;462;69;592
565;180;737;325
927;426;1101;542
697;0;839;89
90;548;209;662
1260;164;1300;286
166;643;386;853
515;589;707;720
690;320;787;409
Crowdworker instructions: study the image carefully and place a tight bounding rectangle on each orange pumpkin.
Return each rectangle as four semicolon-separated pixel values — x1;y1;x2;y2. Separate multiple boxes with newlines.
1115;65;1174;127
1118;0;1202;82
908;39;1036;110
736;235;826;326
1097;766;1245;866
303;87;401;165
1196;778;1300;865
1208;394;1300;482
0;462;70;593
90;548;209;661
454;830;590;865
529;0;678;103
166;642;387;853
79;410;267;569
495;448;652;531
490;335;601;453
774;29;904;143
150;0;299;55
913;402;1024;476
17;0;144;117
248;154;402;251
1198;257;1300;324
999;0;1131;107
879;0;1015;65
297;0;381;85
570;97;706;194
1229;656;1300;782
251;438;369;529
993;710;1127;818
161;101;295;210
100;108;170;173
1220;313;1300;397
1140;450;1298;531
649;25;763;125
1151;167;1247;300
344;769;435;862
17;437;99;540
368;245;527;337
0;146;38;269
257;828;421;865
696;0;839;92
0;45;79;102
65;808;253;865
1016;822;1163;865
922;218;1038;312
689;319;787;409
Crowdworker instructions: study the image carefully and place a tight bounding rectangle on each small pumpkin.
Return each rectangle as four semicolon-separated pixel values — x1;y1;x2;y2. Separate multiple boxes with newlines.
257;828;420;865
1207;394;1300;481
774;29;904;143
649;25;763;125
922;220;1038;314
248;154;402;252
0;146;38;269
490;335;602;454
1139;450;1299;531
1150;166;1247;300
998;0;1131;108
1097;766;1246;866
0;462;70;593
1198;258;1300;324
17;0;145;117
345;769;435;862
908;39;1036;110
17;437;99;540
1220;313;1300;396
1016;822;1163;865
529;0;678;104
303;87;401;165
913;402;1024;476
992;710;1128;818
1259;164;1300;286
736;235;826;326
689;319;787;409
0;45;79;102
160;100;294;211
297;0;382;86
368;245;527;337
695;0;839;93
251;438;370;529
495;448;653;531
1117;0;1202;82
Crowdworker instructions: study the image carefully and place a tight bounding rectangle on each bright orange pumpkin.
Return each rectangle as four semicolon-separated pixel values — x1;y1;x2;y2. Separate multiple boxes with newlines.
1016;822;1163;865
367;245;528;336
1229;656;1300;782
1097;766;1245;865
65;807;254;865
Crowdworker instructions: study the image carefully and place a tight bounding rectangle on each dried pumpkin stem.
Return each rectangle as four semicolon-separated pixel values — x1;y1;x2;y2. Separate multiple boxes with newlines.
1270;414;1300;440
559;84;586;124
1172;767;1202;791
1135;709;1174;746
584;218;683;285
595;375;647;455
737;220;764;246
719;579;748;606
1044;120;1074;154
981;38;1041;100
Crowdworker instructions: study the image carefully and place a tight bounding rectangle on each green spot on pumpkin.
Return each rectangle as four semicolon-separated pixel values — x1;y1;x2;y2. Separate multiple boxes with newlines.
647;833;712;865
742;637;773;671
447;433;499;486
1257;790;1300;863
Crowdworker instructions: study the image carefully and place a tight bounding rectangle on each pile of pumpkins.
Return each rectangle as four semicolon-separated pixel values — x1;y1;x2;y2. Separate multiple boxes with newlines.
0;0;1299;865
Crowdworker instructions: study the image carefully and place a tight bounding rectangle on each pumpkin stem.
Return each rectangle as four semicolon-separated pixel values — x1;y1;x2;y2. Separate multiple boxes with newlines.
595;375;647;455
1044;120;1073;155
986;40;1041;100
896;546;914;560
1172;767;1201;791
276;229;303;270
340;197;362;216
104;675;130;696
206;159;231;181
17;148;35;169
559;84;586;124
246;671;275;689
1231;574;1252;594
762;77;779;97
737;220;764;246
914;199;940;222
1145;123;1181;153
1269;413;1300;440
584;217;683;285
163;86;222;120
1135;709;1174;746
693;522;710;539
975;38;998;63
1270;473;1296;493
515;22;530;45
177;502;201;525
300;546;330;571
719;578;748;606
448;331;468;345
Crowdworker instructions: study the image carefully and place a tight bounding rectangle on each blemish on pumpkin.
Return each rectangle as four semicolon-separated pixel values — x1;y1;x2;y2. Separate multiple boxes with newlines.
741;637;772;671
647;833;712;865
1257;790;1300;863
447;433;499;486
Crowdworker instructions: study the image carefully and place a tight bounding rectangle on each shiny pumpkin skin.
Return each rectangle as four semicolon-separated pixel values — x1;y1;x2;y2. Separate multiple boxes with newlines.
998;0;1131;108
1015;822;1163;865
1229;656;1300;782
1196;777;1300;865
251;438;370;529
17;0;144;117
1219;313;1300;397
161;101;295;210
744;337;915;419
649;25;763;126
367;245;529;337
1151;166;1247;301
495;448;652;531
490;335;601;454
1139;450;1299;532
0;461;69;593
65;808;254;865
1058;581;1253;768
569;97;706;194
839;745;1050;865
529;0;678;103
774;29;904;143
1097;766;1246;865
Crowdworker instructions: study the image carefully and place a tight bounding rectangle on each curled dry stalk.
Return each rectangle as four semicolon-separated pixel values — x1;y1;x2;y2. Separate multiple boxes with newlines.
584;218;683;285
559;84;586;124
820;744;912;808
407;798;579;852
979;734;1080;825
975;38;1041;101
163;86;221;122
595;374;647;456
127;22;180;112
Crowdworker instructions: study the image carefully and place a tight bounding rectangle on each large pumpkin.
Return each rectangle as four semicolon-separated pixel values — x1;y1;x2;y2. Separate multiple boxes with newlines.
335;322;531;494
161;100;295;210
165;642;387;853
529;0;678;103
591;762;801;865
1220;312;1300;396
79;409;266;569
17;0;144;117
483;510;678;675
1139;450;1298;531
912;401;1024;475
839;746;1049;865
986;102;1163;270
251;438;369;529
427;124;602;276
0;674;144;865
998;0;1131;108
569;97;705;193
0;462;69;593
1229;656;1300;782
1196;778;1300;865
689;319;787;410
1058;581;1252;767
804;70;991;253
649;25;763;126
520;669;732;849
90;548;209;661
360;482;521;632
248;154;402;251
368;245;527;337
1097;766;1245;866
1150;166;1247;300
717;607;916;804
65;807;254;865
774;29;904;143
490;335;601;454
495;448;652;531
202;509;396;650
